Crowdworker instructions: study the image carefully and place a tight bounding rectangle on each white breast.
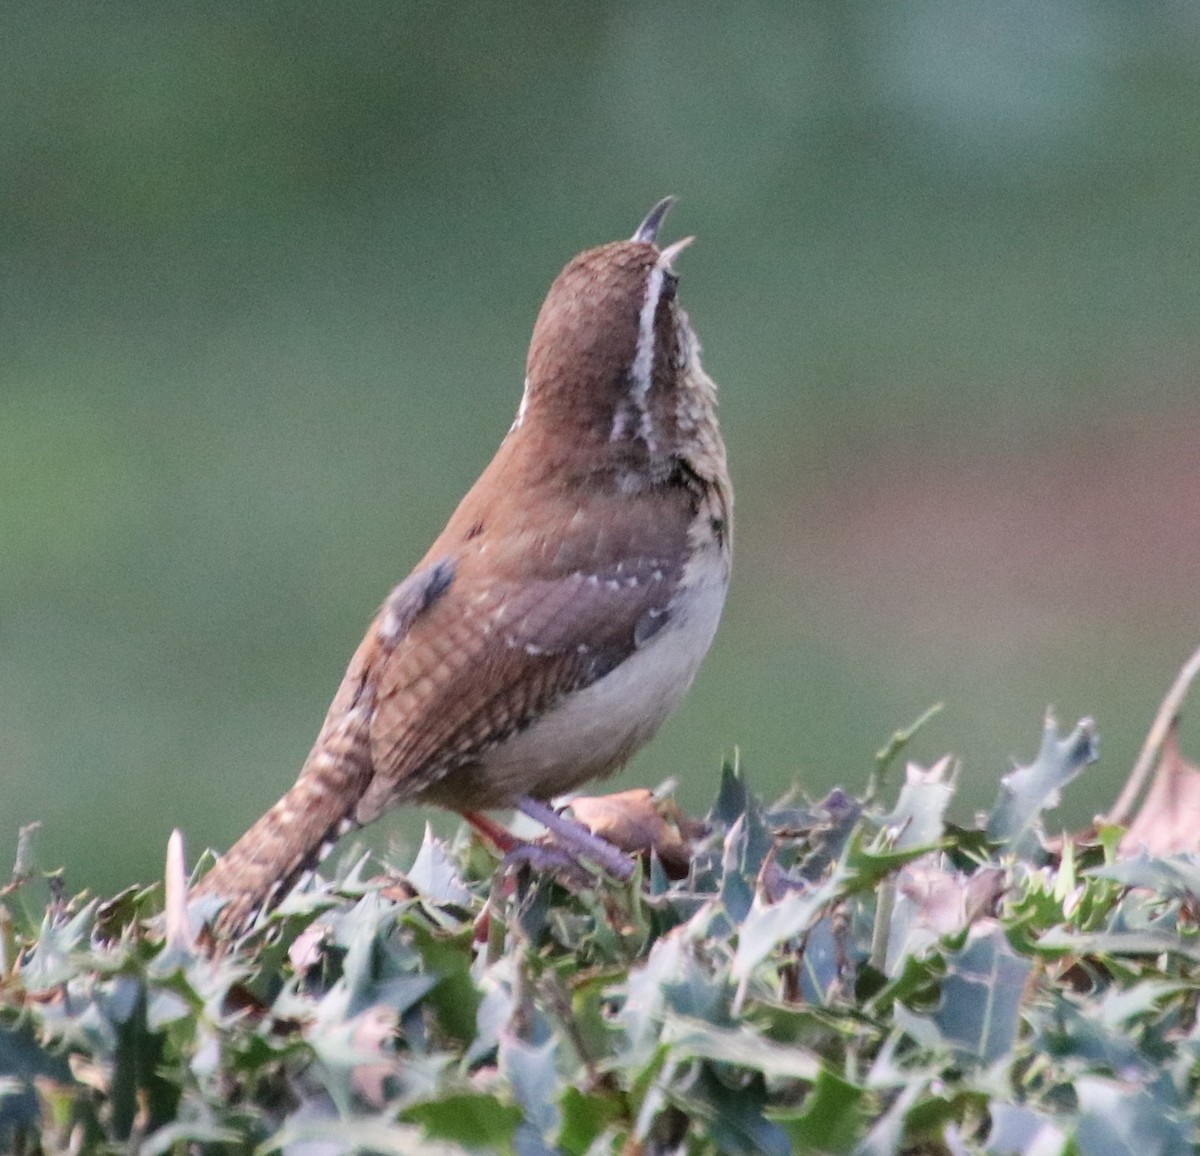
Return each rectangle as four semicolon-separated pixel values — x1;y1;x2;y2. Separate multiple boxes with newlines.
477;549;729;803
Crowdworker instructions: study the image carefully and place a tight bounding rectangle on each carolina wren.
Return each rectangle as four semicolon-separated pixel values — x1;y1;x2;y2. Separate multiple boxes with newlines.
193;198;732;931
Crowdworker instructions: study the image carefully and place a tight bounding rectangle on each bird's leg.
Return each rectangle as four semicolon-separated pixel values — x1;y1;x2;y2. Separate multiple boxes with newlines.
466;804;635;881
466;807;625;883
516;797;635;881
464;810;520;854
499;841;591;880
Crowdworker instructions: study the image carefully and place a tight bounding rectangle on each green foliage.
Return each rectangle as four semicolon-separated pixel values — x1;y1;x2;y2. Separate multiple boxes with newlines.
3;713;1200;1154
8;5;1200;896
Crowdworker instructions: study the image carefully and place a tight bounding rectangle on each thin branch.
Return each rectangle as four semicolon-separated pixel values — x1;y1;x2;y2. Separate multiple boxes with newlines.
1102;641;1200;827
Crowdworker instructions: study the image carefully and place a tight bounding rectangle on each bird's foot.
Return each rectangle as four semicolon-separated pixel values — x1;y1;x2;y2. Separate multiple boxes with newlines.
515;797;635;881
464;801;635;882
498;840;593;884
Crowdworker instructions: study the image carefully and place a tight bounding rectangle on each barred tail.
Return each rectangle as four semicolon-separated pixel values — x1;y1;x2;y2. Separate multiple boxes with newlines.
191;562;454;935
193;704;374;936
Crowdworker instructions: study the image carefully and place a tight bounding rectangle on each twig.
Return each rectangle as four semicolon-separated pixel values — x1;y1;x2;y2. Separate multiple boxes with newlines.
867;702;944;803
0;822;41;898
1103;641;1200;827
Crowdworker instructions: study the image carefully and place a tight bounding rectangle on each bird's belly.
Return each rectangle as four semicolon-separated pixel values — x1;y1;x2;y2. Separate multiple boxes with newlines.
441;552;728;810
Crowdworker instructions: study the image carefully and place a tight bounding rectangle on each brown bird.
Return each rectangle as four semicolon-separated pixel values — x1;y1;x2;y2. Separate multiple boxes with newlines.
193;199;732;932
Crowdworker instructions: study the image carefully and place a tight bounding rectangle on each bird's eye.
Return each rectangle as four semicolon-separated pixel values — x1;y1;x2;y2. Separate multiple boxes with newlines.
661;270;679;302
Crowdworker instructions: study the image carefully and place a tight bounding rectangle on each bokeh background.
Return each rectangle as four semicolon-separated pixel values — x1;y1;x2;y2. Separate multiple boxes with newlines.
4;3;1200;895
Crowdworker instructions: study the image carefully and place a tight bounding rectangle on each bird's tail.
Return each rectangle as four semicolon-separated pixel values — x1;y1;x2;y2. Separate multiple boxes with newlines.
192;698;375;936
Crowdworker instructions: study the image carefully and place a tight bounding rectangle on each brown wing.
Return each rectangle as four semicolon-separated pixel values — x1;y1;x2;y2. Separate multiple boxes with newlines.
356;464;699;822
359;554;681;822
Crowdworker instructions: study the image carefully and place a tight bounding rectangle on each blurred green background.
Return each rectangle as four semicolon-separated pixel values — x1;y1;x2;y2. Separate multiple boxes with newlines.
4;3;1200;895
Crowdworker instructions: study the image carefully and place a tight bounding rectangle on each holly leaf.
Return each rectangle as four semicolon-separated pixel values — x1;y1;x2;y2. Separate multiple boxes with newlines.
986;715;1098;857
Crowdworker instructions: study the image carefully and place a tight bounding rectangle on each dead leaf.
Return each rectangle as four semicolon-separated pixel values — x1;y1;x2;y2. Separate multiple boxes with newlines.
569;789;697;876
897;858;1006;936
288;920;332;974
350;1006;400;1108
1119;719;1200;857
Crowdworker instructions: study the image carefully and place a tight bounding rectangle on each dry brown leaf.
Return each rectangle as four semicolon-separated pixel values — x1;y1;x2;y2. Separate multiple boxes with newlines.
1118;719;1200;857
569;789;695;876
897;858;1006;936
349;1006;400;1108
287;920;331;973
1105;643;1200;827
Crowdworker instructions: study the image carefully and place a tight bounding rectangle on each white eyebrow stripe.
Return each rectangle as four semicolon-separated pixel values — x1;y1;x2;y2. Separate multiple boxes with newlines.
509;376;531;432
630;262;666;408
